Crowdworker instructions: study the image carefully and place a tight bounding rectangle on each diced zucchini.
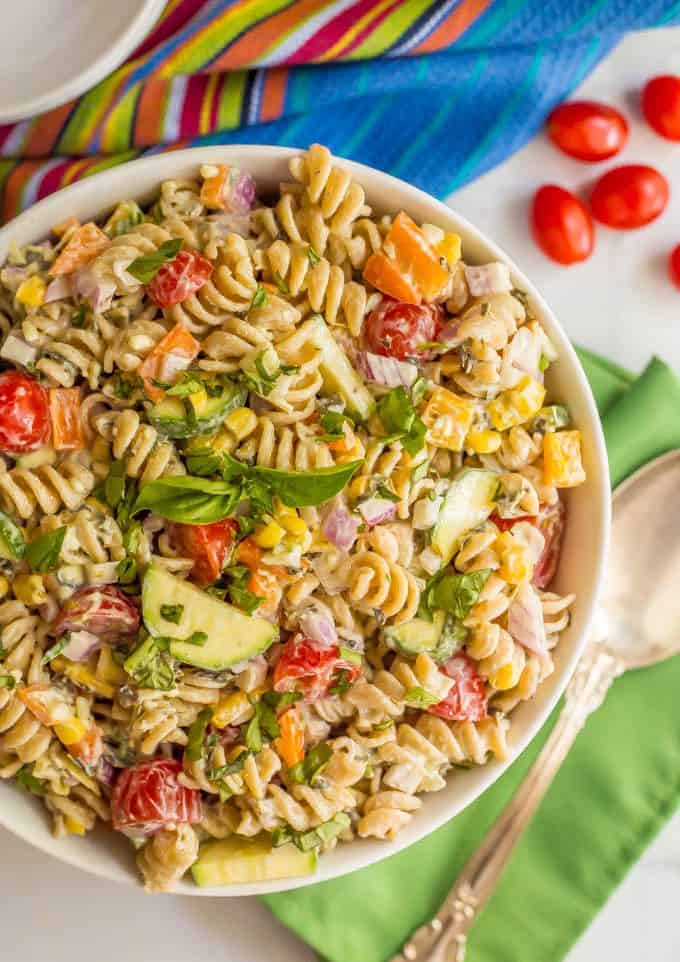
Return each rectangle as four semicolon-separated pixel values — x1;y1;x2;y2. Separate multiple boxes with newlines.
191;835;317;887
430;469;499;568
148;382;247;439
0;510;26;561
142;565;277;670
384;612;446;655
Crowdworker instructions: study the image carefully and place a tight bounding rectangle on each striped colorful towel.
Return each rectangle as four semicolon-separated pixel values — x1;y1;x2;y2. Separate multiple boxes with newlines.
1;0;679;221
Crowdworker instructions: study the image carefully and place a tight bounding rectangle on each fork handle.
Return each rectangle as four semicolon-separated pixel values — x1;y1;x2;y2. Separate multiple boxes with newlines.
394;643;625;962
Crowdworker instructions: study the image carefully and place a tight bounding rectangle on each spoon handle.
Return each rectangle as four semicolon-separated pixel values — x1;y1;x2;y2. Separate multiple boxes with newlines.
392;643;625;962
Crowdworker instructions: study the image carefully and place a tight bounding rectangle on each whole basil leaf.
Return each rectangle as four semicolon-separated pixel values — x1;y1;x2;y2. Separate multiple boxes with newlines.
127;238;182;283
132;475;240;524
252;459;363;508
424;569;492;620
25;527;66;573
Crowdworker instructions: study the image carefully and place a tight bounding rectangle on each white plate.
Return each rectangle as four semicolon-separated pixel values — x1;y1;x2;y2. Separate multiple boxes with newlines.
0;146;611;894
0;0;167;124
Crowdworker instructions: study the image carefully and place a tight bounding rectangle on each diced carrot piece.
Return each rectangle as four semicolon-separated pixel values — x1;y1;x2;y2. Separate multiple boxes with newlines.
138;323;200;402
200;166;230;209
18;685;71;726
49;387;85;451
49;222;110;277
274;707;305;768
386;211;450;302
68;724;104;767
52;216;80;238
364;251;422;304
235;538;263;569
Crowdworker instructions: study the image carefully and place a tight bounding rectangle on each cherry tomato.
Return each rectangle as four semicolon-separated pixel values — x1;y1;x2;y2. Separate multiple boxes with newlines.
547;100;628;161
532;499;566;590
111;759;202;832
147;250;213;308
530;186;594;265
642;75;680;141
365;297;443;360
669;245;680;290
0;371;50;454
169;519;238;585
590;165;669;229
428;654;487;722
53;586;140;643
489;513;536;532
274;636;362;702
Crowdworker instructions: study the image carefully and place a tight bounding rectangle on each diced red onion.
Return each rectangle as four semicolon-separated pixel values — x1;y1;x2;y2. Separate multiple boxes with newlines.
464;263;512;297
311;555;347;595
413;496;441;531
44;276;72;303
357;497;397;527
0;334;38;368
355;351;418;388
322;506;359;552
61;629;102;662
249;391;274;415
97;757;116;788
298;606;337;647
508;583;547;654
72;268;115;313
229;169;257;214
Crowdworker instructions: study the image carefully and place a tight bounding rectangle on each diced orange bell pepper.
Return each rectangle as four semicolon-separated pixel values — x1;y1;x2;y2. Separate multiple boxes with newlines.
138;323;201;402
49;222;110;277
49;387;85;451
543;430;586;488
52;216;80;239
18;685;71;726
235;537;263;570
67;723;104;767
248;566;286;618
274;707;305;768
363;211;449;305
200;165;231;209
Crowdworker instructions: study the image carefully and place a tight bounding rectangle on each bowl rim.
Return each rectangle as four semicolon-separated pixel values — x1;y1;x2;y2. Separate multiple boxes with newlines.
0;144;611;895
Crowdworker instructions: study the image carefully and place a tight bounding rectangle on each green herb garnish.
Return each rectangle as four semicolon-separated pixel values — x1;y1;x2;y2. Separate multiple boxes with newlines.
127;239;182;283
185;709;212;762
250;285;268;310
16;764;45;796
25;527;66;573
404;686;440;709
160;604;184;625
40;636;69;667
377;387;427;457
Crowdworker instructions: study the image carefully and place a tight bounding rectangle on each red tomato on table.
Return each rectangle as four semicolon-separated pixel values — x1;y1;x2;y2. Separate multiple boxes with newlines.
547;101;628;161
532;499;566;590
669;245;680;290
428;654;487;722
274;636;362;703
590;165;669;229
642;75;680;141
530;186;594;265
365;297;443;360
111;759;202;832
169;519;238;585
147;250;213;308
53;585;140;643
0;371;50;454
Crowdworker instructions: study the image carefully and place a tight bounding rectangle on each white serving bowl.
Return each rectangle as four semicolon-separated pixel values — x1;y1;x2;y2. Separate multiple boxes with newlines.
0;146;611;895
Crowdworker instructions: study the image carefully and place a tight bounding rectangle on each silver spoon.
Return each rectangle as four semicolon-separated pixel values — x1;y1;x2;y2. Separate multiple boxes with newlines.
392;449;680;962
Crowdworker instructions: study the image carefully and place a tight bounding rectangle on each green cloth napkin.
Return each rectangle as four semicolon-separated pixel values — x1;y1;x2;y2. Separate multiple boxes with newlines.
264;352;680;962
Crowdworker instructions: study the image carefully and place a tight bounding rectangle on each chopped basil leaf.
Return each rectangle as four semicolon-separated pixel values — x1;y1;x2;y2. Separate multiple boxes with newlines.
307;246;321;266
166;372;206;397
209;750;250;781
417;341;448;351
274;272;290;295
185;708;212;762
227;582;262;616
16;764;45;796
250;285;268;309
372;719;394;732
262;690;302;711
294;813;350;851
423;569;492;620
127;238;182;283
117;556;138;584
272;825;294;847
0;675;16;689
317;411;352;441
289;741;332;785
252;459;363;508
40;636;69;667
71;306;87;328
377;387;426;457
245;697;280;753
25;527;66;573
411;377;429;406
338;646;362;666
404;686;440;709
411;459;430;484
123;635;176;691
160;604;184;625
104;460;127;509
329;669;353;695
373;481;400;503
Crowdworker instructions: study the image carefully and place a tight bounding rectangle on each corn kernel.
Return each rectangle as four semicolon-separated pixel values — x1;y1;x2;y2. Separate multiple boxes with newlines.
488;377;546;432
63;815;86;836
466;429;501;454
253;520;285;549
489;664;515;691
96;645;126;686
543;430;586;488
52;657;115;699
225;407;258;441
279;514;307;537
189;389;208;411
12;574;47;606
436;232;462;267
496;533;533;584
0;576;9;601
55;717;87;746
16;275;46;308
212;692;252;729
422;387;475;451
273;499;295;517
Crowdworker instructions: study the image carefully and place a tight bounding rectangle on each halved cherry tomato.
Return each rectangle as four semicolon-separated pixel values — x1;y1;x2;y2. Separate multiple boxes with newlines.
669;245;680;290
68;724;104;768
274;636;362;703
642;75;680;141
532;499;566;590
546;101;628;161
365;296;444;360
428;654;487;722
274;706;305;767
49;222;110;277
590;165;669;229
49;387;84;451
530;185;594;265
53;586;140;643
147;250;213;309
364;211;449;305
0;371;51;455
138;323;201;402
111;759;202;832
200;165;256;213
490;513;537;532
169;519;238;585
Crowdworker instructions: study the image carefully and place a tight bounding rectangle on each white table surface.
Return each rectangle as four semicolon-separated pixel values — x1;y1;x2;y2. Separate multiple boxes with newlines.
2;25;680;962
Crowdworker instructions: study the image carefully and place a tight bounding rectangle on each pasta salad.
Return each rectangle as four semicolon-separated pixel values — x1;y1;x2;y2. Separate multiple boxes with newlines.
0;145;586;891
